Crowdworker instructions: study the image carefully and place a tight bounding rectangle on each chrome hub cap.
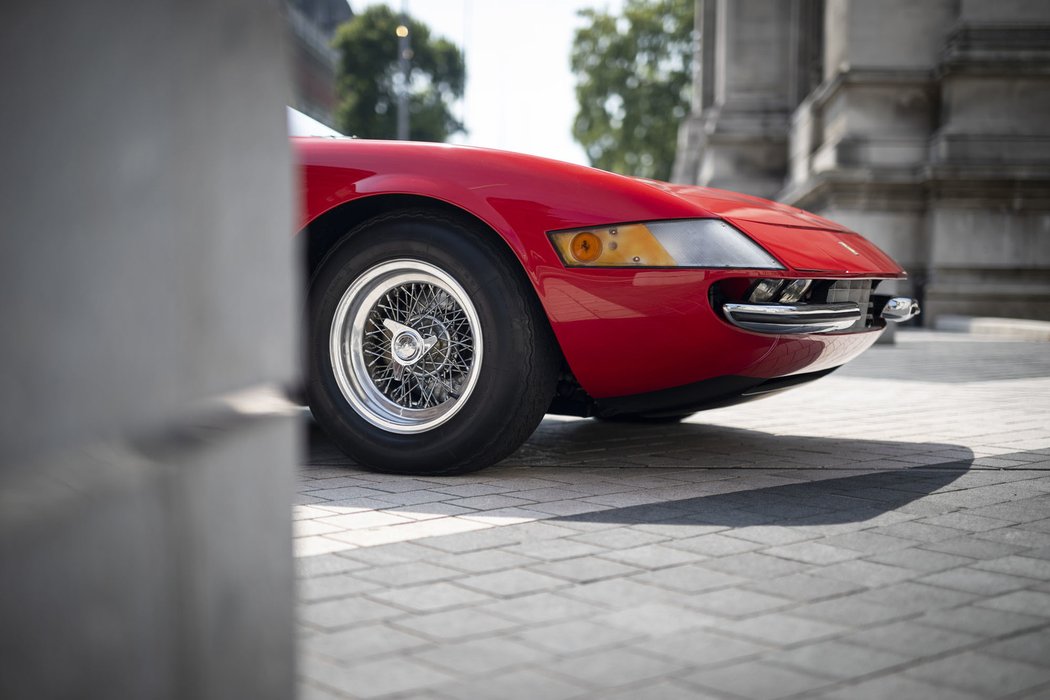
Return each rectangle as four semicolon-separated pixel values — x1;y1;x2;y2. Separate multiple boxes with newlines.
392;330;423;364
329;259;483;434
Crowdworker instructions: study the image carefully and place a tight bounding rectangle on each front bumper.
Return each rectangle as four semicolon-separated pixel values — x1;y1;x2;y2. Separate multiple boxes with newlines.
539;268;910;400
723;296;920;335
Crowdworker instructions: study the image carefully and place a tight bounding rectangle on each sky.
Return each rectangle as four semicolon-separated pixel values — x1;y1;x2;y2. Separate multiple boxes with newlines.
351;0;623;165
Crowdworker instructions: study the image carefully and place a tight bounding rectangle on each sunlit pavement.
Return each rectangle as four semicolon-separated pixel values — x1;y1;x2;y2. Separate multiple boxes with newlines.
294;330;1050;700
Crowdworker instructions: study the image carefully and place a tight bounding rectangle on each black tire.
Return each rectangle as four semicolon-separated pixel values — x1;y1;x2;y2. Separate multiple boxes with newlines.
306;209;559;475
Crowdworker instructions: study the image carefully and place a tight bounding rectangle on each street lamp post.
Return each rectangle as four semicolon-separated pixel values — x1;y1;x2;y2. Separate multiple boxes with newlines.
396;16;410;140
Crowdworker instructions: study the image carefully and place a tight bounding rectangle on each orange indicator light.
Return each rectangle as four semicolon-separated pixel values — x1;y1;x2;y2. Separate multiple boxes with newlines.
570;232;603;262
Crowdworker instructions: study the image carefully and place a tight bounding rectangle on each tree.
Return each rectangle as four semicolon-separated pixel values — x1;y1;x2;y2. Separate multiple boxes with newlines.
332;5;465;141
572;0;693;180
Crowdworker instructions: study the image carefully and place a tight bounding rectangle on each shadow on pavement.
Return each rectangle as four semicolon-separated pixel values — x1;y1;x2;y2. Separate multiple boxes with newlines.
505;416;972;470
550;460;973;527
305;416;975;526
524;418;975;526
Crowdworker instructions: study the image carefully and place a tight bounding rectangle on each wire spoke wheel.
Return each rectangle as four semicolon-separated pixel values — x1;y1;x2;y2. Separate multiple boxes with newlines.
329;259;483;434
308;211;559;474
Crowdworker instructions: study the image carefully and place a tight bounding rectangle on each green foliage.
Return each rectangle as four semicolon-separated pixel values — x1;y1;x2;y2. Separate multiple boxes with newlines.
332;5;465;141
572;0;693;180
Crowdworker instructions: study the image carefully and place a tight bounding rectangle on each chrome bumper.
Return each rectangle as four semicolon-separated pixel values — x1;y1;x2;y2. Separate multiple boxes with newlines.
723;302;862;334
722;297;920;335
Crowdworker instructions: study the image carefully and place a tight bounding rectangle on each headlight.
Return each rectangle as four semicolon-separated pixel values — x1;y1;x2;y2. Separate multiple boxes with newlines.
746;277;812;303
548;219;784;269
748;279;784;302
777;278;811;303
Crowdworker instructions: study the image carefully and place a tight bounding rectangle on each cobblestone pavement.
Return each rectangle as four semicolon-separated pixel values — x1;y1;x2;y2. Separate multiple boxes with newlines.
294;331;1050;700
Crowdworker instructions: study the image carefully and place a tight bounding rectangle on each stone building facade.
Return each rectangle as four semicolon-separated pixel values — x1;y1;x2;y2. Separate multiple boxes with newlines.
672;0;1050;322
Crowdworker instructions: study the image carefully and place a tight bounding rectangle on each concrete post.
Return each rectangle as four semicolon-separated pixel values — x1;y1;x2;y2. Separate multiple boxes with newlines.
0;1;298;698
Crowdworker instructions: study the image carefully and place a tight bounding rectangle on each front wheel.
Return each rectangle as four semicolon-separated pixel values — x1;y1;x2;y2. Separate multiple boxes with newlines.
307;210;559;475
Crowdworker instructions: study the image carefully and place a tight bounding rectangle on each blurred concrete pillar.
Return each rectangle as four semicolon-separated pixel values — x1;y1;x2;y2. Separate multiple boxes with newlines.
0;1;298;698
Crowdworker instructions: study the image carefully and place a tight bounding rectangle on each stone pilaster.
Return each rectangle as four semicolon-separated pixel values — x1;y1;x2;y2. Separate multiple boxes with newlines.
673;0;822;200
921;0;1050;319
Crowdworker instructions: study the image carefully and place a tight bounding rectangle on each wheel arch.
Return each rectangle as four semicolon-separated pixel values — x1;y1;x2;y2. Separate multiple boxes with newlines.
299;194;566;367
299;194;525;292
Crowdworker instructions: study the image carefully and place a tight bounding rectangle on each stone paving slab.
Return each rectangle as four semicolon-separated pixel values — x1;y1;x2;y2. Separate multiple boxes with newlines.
294;332;1050;699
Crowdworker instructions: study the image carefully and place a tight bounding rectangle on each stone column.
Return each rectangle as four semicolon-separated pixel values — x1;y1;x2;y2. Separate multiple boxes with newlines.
0;1;298;698
672;0;715;184
673;0;821;199
923;0;1050;319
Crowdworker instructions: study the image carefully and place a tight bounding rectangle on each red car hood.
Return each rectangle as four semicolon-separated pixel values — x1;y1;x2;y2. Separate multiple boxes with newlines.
642;181;904;276
654;183;848;231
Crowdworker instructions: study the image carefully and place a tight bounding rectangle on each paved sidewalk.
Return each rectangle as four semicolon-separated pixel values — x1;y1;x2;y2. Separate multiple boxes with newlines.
295;331;1050;700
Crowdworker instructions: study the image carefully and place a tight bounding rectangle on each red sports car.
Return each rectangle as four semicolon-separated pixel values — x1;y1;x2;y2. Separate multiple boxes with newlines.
295;137;918;475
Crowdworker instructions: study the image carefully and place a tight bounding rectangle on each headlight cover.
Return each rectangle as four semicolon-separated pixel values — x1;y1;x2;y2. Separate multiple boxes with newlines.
548;219;784;269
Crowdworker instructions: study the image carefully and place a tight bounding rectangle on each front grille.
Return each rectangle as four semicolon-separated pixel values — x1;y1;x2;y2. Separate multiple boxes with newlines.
822;280;874;331
709;277;885;334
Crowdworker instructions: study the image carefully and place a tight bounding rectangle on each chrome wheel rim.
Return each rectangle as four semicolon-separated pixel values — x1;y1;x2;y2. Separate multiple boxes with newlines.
329;259;483;434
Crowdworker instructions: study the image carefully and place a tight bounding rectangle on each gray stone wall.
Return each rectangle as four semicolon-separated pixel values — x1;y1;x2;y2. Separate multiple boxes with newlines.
673;0;1050;322
0;1;298;698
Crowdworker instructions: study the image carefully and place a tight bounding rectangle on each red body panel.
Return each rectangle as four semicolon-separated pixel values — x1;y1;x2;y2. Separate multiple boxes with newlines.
294;138;905;399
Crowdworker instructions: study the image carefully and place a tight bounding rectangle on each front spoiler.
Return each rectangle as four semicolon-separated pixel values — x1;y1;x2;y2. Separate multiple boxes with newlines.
587;367;840;419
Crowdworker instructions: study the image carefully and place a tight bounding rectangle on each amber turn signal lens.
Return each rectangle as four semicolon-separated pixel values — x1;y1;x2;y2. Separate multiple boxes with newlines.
549;219;782;269
569;232;603;262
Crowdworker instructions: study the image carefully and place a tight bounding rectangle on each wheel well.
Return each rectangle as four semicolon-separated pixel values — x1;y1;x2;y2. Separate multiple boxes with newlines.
300;194;517;290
